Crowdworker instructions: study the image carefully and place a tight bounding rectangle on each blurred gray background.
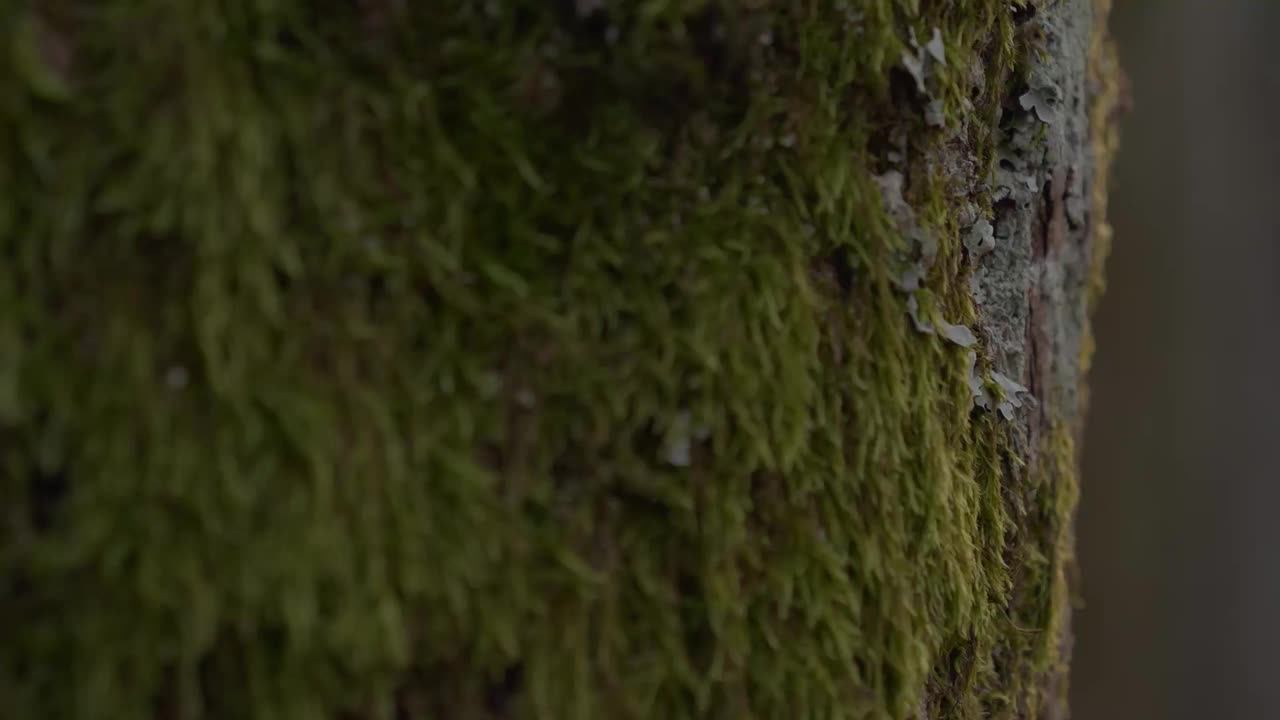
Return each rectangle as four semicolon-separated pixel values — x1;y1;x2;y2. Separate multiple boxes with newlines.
1074;1;1280;718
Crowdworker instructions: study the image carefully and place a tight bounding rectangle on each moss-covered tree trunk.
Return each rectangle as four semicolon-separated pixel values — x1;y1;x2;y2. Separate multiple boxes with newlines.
2;1;1119;718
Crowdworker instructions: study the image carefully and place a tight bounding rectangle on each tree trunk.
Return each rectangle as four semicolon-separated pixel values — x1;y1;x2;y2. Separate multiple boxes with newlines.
1;1;1118;718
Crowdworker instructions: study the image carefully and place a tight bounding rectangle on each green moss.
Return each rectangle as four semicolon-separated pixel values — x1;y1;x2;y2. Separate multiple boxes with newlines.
1081;0;1122;381
1;1;1077;718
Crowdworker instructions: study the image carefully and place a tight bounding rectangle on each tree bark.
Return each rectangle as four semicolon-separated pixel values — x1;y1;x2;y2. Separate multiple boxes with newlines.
1;1;1117;718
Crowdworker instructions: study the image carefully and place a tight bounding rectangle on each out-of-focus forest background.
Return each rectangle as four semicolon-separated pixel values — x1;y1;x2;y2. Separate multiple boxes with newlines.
1075;2;1280;717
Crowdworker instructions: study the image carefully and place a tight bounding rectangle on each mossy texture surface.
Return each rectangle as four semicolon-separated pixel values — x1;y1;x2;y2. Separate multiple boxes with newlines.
1;1;1103;718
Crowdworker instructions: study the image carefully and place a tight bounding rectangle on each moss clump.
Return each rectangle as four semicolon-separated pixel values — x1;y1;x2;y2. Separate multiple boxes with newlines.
1;1;1077;718
1080;0;1123;383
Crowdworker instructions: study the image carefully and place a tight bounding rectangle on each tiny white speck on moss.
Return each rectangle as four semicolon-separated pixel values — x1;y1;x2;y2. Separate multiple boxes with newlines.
165;365;189;390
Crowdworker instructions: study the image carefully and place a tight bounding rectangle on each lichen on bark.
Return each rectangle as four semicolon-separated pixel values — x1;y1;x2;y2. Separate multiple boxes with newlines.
0;1;1115;718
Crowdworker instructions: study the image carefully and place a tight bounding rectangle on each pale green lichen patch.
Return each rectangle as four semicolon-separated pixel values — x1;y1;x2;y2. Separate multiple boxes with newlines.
0;1;1090;718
